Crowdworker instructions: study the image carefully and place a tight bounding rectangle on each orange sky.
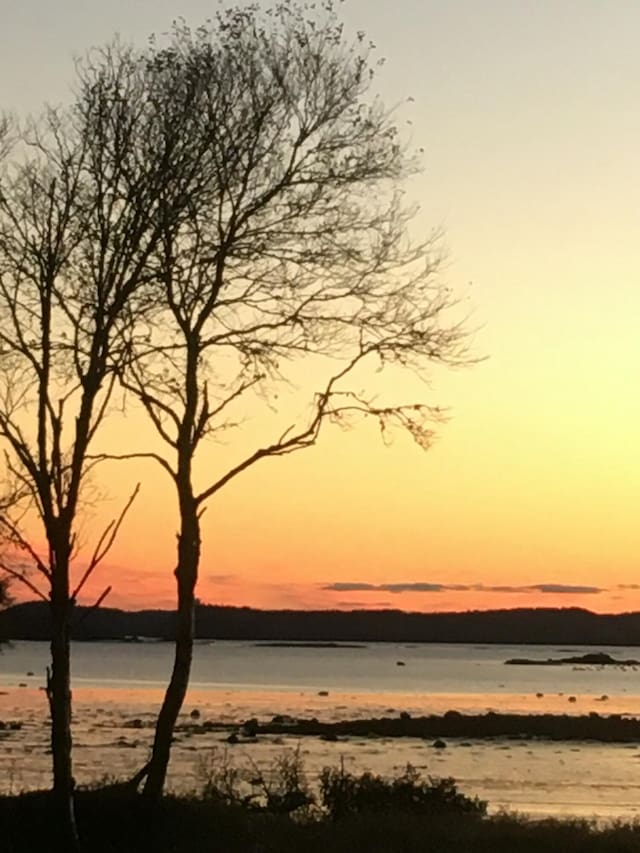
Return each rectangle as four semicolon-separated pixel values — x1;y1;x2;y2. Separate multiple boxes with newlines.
3;1;640;613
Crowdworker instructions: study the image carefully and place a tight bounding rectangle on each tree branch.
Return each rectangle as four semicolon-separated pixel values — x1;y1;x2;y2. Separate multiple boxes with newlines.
71;483;140;601
0;561;48;602
86;452;176;479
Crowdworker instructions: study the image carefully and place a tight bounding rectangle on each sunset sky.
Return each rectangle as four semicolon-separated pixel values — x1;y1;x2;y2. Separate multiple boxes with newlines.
1;0;639;613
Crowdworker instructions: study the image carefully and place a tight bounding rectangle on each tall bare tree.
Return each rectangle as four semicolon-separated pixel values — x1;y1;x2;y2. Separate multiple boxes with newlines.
108;3;471;800
0;44;226;847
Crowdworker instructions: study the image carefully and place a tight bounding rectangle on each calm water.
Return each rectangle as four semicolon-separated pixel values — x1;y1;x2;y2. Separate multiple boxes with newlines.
1;639;640;700
3;640;640;818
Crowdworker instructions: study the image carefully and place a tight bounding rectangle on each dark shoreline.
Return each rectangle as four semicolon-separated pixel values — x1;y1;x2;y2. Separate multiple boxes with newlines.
6;601;640;646
505;652;640;666
184;710;640;743
253;642;367;649
5;783;640;853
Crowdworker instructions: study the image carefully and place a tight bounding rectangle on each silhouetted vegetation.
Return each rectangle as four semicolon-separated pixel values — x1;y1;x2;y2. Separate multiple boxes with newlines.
0;1;631;847
0;574;10;645
0;21;221;845
195;748;486;820
4;601;640;646
319;763;486;821
0;0;473;818
103;0;470;800
1;766;640;852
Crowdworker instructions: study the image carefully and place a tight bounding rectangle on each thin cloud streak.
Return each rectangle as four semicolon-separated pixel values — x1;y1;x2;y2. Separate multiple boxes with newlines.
323;582;604;595
207;573;238;584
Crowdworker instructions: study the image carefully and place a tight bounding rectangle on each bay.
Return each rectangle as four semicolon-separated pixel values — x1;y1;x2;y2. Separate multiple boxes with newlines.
2;640;640;819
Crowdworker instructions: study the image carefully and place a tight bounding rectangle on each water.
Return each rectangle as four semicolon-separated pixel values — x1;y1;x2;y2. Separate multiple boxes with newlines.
2;639;640;699
2;640;640;818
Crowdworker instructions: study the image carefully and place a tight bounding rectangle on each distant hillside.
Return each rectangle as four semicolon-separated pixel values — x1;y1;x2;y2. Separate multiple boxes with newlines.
2;602;640;646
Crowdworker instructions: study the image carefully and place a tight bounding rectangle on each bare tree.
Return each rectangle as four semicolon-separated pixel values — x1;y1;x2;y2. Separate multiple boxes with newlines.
0;44;226;847
107;3;471;800
0;571;11;625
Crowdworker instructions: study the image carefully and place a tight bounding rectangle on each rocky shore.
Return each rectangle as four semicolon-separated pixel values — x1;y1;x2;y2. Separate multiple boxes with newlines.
175;709;640;744
504;652;640;667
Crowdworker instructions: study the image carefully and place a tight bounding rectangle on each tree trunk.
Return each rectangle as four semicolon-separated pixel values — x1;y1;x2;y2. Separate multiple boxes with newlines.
143;504;200;801
49;569;80;851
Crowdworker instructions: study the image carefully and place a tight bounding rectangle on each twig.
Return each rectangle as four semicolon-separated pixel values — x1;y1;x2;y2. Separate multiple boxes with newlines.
71;483;140;600
0;561;48;602
73;585;112;631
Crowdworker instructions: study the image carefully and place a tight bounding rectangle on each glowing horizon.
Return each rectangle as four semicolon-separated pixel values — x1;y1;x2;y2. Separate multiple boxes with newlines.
2;1;640;615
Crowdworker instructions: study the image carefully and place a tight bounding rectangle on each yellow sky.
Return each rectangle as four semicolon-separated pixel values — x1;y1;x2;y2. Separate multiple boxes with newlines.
3;1;640;612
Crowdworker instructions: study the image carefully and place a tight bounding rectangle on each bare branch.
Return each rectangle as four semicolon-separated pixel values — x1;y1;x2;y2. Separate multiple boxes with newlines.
73;584;112;630
0;561;48;602
109;6;475;798
86;451;176;479
196;348;369;503
0;517;51;580
71;484;140;601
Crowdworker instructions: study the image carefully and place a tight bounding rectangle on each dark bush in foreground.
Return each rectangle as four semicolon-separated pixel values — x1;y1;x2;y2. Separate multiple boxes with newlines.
196;749;484;824
3;789;640;852
2;759;640;853
319;763;487;821
198;747;315;815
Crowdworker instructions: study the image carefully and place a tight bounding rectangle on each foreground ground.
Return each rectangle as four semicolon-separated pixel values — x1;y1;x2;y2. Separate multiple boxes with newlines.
3;785;640;852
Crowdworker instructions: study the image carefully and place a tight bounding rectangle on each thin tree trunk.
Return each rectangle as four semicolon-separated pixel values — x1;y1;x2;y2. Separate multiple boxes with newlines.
143;505;200;801
48;566;80;851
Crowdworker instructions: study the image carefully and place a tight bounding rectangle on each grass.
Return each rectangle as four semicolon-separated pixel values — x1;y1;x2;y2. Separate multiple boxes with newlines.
2;755;640;852
3;791;640;852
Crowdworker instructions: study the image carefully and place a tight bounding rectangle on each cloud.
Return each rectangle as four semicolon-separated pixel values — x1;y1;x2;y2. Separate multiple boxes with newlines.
327;582;468;593
617;584;640;591
322;581;604;595
207;573;238;584
385;583;451;593
528;584;602;595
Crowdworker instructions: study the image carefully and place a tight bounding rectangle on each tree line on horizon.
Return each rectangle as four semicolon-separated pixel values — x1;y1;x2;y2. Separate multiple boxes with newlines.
3;600;640;646
0;1;470;848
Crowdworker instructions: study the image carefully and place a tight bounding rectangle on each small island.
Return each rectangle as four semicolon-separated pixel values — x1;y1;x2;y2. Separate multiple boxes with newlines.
505;652;640;666
253;642;366;649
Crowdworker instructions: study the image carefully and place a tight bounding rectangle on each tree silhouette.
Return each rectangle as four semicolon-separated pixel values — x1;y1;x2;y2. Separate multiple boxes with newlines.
0;44;226;847
100;2;472;800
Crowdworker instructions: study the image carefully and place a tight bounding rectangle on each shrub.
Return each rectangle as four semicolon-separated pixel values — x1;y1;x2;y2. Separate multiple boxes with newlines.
199;747;314;816
319;762;487;821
